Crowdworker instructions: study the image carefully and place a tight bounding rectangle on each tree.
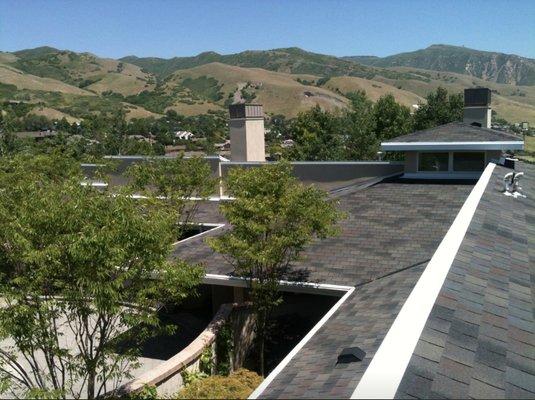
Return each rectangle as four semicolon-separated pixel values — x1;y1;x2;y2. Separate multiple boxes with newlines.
286;105;346;161
413;87;463;130
0;109;19;155
344;91;378;160
207;162;342;376
127;155;217;240
0;154;203;399
373;94;413;141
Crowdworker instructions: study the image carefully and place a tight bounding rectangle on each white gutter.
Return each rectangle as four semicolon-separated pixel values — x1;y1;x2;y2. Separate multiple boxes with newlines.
249;286;355;399
351;162;496;399
171;223;225;246
381;141;524;151
203;273;353;296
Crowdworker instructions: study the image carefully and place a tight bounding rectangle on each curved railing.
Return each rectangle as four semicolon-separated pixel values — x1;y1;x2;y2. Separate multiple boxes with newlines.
119;303;236;394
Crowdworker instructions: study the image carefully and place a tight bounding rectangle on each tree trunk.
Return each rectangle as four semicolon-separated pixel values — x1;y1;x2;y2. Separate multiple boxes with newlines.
87;368;95;399
259;332;265;378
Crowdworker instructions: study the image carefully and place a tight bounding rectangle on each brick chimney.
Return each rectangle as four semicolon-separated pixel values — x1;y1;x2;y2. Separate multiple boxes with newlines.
463;88;491;129
229;103;266;162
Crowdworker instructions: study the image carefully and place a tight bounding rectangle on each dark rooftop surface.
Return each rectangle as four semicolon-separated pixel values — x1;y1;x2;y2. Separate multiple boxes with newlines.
396;162;535;399
173;178;474;286
171;160;534;399
259;264;426;399
385;122;522;143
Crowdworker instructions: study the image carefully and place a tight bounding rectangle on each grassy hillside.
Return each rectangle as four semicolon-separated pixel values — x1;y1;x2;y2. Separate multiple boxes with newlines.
122;47;415;81
1;46;534;124
372;67;535;124
346;44;535;86
0;63;93;95
162;62;348;117
321;76;424;108
9;47;154;95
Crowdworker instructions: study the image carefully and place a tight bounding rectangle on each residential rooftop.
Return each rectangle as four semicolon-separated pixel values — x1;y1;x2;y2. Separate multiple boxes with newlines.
170;159;534;399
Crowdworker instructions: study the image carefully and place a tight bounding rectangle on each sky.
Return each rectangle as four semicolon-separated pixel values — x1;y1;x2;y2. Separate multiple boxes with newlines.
1;0;534;59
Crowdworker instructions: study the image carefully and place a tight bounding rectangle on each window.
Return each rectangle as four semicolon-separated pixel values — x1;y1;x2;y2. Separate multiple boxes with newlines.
453;152;485;172
418;152;449;172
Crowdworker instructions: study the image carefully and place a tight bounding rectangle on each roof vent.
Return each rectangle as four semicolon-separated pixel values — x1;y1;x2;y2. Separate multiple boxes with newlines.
337;347;366;364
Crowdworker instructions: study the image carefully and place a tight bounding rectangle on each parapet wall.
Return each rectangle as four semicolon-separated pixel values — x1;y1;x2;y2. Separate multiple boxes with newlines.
220;161;404;191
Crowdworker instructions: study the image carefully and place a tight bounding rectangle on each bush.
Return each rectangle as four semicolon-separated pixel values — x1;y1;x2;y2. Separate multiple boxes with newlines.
175;369;262;399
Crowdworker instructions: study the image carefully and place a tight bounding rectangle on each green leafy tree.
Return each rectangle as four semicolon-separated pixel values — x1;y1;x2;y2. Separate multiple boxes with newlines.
0;109;19;155
286;105;346;161
208;162;342;376
373;94;413;141
127;156;217;240
413;87;463;130
0;154;203;399
344;91;378;160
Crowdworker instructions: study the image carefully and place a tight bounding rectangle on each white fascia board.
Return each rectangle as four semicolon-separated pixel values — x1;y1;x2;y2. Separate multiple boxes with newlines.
203;273;352;296
171;223;225;246
381;141;524;151
249;286;355;399
402;172;482;180
351;162;496;399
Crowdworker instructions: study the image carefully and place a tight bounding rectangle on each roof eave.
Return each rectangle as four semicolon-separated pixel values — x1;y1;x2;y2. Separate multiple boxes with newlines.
381;141;524;151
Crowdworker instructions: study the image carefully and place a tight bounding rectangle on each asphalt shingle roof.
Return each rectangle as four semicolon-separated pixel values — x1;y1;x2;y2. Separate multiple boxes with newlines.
384;122;521;143
173;179;474;286
172;161;534;399
259;264;426;399
395;162;535;399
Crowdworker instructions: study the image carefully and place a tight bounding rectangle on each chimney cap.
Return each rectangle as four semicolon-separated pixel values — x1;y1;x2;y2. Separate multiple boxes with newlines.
229;103;264;119
464;88;491;107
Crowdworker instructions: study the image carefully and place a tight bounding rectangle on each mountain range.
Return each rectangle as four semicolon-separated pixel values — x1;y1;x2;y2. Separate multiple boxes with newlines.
1;44;534;124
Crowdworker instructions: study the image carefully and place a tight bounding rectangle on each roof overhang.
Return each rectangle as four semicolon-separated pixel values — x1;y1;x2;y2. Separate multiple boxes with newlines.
381;141;524;151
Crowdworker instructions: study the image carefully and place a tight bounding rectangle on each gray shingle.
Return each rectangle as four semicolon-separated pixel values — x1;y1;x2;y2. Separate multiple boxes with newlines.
385;122;521;143
396;162;535;399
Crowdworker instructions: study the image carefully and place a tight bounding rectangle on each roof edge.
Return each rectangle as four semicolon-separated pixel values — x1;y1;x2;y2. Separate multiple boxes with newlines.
351;162;496;399
381;141;524;151
249;286;355;399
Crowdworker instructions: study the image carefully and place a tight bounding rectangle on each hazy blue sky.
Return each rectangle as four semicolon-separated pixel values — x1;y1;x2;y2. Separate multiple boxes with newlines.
1;0;534;59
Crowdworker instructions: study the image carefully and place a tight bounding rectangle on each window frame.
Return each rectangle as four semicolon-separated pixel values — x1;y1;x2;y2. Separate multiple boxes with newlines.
416;151;450;173
416;151;487;174
452;151;486;172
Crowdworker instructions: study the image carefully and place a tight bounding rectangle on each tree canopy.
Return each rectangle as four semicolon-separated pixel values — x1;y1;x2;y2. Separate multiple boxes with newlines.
0;154;203;399
208;161;343;376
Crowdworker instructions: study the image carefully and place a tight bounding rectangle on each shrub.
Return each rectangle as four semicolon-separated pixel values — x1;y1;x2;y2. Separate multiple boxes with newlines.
175;369;262;399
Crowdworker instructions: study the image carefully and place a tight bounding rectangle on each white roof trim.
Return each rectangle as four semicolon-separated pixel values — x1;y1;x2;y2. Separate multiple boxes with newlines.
351;162;496;399
204;273;353;296
249;286;355;399
381;141;524;151
171;223;225;246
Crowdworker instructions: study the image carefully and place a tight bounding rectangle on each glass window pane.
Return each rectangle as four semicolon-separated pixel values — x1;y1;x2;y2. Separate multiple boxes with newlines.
418;152;449;172
453;152;485;171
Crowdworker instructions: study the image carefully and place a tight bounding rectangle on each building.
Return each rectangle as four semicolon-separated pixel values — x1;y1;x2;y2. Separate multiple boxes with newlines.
381;89;523;179
90;89;534;398
175;130;195;140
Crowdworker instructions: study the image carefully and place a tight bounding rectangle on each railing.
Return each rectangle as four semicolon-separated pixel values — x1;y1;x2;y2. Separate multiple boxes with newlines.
118;303;236;395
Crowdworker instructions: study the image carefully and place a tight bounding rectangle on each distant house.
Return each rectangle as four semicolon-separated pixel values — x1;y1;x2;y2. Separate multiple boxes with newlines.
175;130;195;140
12;130;57;140
382;88;523;179
215;139;230;150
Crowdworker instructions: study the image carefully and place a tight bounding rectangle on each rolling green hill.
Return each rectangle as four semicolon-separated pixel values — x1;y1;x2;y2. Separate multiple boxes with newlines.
121;47;415;81
1;45;534;124
345;44;535;86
